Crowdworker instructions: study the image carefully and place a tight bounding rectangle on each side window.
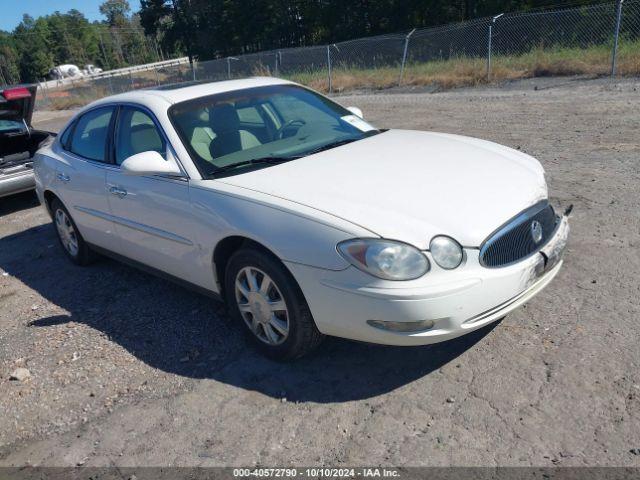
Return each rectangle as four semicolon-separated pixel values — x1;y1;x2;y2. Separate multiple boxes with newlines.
69;107;114;162
115;107;165;165
59;123;73;148
236;106;264;125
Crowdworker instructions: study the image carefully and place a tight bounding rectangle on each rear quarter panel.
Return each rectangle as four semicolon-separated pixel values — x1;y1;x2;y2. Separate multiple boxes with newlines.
33;145;59;209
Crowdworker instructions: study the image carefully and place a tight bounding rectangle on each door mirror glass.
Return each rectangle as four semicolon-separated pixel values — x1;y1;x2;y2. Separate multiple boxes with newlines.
347;106;363;119
120;151;182;176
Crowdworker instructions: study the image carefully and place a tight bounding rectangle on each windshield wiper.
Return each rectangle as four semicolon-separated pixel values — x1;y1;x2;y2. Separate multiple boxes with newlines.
211;156;298;177
301;131;380;157
303;138;359;156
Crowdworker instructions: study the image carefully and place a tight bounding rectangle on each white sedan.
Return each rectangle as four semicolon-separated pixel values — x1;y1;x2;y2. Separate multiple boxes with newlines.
34;77;569;360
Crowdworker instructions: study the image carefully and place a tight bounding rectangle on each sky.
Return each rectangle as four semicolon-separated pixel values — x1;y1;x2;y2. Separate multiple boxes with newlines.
1;0;142;32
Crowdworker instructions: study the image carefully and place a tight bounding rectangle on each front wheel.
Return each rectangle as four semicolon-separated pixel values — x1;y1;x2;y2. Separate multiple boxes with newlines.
224;247;324;360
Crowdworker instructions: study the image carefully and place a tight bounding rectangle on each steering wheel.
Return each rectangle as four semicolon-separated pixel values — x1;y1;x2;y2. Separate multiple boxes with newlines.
276;119;306;139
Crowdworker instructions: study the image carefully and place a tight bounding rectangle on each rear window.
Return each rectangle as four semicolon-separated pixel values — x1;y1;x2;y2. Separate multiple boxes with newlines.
69;107;114;162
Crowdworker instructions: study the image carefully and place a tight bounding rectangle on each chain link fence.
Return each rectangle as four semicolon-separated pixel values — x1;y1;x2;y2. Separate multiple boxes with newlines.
36;0;640;110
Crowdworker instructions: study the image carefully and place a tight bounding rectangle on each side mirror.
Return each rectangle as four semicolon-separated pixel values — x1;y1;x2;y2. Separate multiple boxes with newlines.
120;151;182;177
347;106;364;119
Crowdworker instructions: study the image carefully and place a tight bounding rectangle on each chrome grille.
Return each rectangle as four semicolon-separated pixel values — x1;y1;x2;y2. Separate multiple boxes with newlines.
479;202;558;268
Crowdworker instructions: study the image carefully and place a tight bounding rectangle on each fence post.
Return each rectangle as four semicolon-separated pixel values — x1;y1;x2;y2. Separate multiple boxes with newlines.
326;45;332;93
611;0;624;77
275;52;279;76
487;13;503;81
192;60;196;81
398;28;416;86
226;57;238;79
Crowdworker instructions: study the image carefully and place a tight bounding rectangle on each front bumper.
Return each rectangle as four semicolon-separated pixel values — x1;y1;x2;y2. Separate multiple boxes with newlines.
286;216;569;346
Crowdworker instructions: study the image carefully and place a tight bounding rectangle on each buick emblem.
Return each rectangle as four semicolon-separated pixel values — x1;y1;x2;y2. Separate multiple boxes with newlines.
531;220;543;244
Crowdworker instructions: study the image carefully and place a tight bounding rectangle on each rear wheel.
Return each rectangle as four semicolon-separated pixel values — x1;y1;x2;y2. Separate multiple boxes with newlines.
224;247;324;360
51;198;96;266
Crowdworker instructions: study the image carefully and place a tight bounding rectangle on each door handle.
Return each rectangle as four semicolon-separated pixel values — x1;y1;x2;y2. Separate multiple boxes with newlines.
109;186;127;198
57;173;70;182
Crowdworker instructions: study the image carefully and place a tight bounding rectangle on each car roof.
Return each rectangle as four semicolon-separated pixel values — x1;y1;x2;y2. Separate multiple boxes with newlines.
88;77;294;110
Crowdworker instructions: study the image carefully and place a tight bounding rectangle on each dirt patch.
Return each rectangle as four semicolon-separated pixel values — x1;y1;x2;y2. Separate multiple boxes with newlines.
1;76;639;467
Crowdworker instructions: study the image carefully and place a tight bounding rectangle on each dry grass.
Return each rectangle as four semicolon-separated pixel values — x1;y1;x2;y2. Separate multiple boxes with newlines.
38;40;640;110
287;40;640;92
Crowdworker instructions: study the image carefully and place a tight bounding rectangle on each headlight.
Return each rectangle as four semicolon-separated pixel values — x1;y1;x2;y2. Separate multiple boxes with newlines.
337;239;429;280
429;235;464;269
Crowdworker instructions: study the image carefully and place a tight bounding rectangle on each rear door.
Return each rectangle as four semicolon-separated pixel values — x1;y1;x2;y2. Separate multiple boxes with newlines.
55;106;120;250
105;105;203;285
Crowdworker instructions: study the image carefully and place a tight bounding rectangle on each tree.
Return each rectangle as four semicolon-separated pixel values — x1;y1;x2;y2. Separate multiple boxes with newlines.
13;15;53;82
100;0;131;27
0;31;20;85
139;0;172;37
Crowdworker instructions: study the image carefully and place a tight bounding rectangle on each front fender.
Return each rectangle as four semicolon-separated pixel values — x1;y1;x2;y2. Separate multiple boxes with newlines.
189;182;370;271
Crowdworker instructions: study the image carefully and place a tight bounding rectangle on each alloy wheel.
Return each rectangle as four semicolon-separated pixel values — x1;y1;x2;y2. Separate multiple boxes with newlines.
234;266;290;345
55;208;79;257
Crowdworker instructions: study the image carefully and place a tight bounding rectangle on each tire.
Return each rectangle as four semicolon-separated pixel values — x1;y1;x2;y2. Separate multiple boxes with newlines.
224;247;324;360
51;198;96;266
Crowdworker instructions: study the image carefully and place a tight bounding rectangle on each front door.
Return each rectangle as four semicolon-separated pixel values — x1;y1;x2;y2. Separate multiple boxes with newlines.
105;106;202;285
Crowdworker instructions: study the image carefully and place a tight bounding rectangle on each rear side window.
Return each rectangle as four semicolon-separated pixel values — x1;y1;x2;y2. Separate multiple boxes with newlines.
59;123;73;148
69;107;114;162
115;107;165;165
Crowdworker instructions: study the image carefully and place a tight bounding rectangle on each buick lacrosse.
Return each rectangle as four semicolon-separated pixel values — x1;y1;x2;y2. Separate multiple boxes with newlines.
34;77;569;359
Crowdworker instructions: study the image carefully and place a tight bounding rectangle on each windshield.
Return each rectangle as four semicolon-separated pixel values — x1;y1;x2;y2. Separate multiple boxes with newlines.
168;84;380;178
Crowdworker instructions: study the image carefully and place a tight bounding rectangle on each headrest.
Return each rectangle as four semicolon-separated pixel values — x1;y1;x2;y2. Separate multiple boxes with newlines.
210;103;239;133
181;108;209;130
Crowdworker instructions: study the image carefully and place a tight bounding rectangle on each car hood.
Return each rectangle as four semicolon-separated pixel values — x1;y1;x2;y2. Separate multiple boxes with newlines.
217;129;548;248
0;85;37;127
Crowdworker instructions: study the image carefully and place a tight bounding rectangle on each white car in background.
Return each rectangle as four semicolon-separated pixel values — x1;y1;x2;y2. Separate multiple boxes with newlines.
34;77;569;360
50;64;84;79
82;64;104;76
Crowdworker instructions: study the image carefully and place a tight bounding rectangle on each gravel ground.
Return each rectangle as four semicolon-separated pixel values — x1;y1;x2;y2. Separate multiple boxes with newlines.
1;76;639;467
